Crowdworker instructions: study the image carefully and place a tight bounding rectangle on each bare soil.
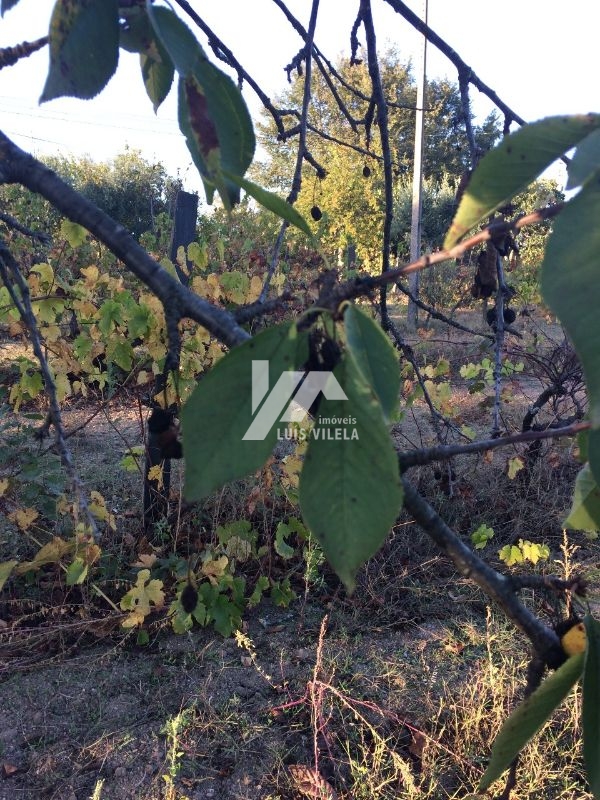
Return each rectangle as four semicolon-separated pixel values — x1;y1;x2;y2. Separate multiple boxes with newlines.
0;310;597;800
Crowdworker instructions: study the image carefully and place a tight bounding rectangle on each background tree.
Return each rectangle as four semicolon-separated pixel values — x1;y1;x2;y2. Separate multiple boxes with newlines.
253;48;499;270
0;148;182;242
0;3;599;799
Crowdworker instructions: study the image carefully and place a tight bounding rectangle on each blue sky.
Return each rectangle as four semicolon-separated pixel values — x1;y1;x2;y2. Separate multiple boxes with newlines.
1;0;598;199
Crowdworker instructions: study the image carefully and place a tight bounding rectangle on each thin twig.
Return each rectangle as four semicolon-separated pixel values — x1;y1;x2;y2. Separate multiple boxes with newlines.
398;420;589;470
402;477;564;664
0;239;100;540
259;0;320;303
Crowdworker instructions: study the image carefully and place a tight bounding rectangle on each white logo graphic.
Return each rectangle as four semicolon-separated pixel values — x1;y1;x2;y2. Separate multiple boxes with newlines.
243;360;348;440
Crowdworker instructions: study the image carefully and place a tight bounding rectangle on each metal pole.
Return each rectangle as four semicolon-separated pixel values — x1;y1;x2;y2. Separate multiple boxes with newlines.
406;0;428;330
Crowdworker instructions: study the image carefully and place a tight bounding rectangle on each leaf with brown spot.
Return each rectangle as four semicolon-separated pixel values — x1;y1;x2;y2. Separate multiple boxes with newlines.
148;5;254;209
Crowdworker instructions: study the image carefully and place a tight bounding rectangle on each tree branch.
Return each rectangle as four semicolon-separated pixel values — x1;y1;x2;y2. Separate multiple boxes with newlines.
0;239;100;540
401;477;564;664
0;131;249;350
398;420;589;470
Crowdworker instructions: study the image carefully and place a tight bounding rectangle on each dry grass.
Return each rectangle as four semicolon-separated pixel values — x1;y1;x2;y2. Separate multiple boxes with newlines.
0;310;598;799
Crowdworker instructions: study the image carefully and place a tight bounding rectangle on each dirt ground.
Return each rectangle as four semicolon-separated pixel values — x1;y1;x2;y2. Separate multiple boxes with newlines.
0;311;597;799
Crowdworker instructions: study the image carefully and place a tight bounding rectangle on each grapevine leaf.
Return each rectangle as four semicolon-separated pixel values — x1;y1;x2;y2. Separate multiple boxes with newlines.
583;616;600;797
299;351;403;592
60;219;87;248
15;537;73;573
564;463;600;534
343;304;399;421
147;5;255;208
274;522;295;559
541;180;600;440
223;171;311;235
120;569;165;627
66;556;88;586
0;560;17;591
445;114;600;248
479;653;584;791
106;339;133;372
41;0;120;102
182;323;307;501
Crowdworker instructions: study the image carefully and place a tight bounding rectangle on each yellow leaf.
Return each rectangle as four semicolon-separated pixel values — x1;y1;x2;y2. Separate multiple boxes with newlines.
8;320;25;336
15;536;74;574
80;265;99;285
77;537;102;566
201;555;229;584
0;560;18;591
282;454;303;489
88;491;117;531
561;621;587;656
147;464;164;487
8;507;39;531
54;372;72;402
132;553;158;569
44;324;62;342
247;275;263;303
0;478;9;497
120;569;165;627
507;456;525;480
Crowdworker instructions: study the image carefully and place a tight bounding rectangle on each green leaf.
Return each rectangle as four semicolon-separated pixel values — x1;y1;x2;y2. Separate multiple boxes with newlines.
182;323;307;500
445;114;600;248
60;219;88;248
66;556;88;586
140;50;174;113
564;463;600;535
479;653;585;791
343;304;399;421
136;628;150;646
248;575;269;608
106;339;133;372
98;299;124;336
223;171;311;236
209;594;242;637
0;560;17;591
147;5;255;208
41;0;120;102
299;352;403;592
119;6;173;112
270;577;296;607
567;129;600;190
583;616;600;797
274;521;295;559
541;179;600;431
127;303;152;340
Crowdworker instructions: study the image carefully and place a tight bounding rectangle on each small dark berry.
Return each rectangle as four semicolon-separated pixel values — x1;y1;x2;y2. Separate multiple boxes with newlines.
362;165;371;178
310;205;322;221
180;583;198;614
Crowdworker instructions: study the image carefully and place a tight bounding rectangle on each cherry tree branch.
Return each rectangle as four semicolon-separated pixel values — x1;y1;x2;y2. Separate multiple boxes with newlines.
0;131;250;350
401;477;564;665
398;420;589;470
